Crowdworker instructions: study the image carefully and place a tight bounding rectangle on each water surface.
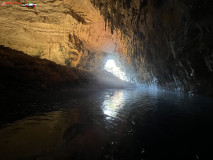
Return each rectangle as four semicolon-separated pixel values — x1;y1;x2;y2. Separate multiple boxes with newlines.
0;88;213;160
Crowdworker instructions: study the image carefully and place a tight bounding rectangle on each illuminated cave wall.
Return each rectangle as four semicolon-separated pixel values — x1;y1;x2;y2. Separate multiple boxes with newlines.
91;0;213;94
0;0;212;94
0;0;126;68
0;0;135;82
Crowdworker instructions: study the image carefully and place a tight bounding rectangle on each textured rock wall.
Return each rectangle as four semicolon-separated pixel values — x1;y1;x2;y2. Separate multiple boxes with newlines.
0;0;126;68
91;0;213;95
0;0;212;95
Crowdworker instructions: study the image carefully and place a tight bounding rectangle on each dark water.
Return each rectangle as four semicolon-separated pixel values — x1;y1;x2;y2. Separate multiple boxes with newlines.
0;88;213;160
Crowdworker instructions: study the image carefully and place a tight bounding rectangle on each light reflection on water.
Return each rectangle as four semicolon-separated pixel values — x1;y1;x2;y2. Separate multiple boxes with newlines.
0;89;213;160
102;91;125;119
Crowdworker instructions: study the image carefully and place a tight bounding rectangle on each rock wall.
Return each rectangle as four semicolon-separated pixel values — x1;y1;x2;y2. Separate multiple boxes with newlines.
0;0;125;68
0;0;212;95
91;0;213;95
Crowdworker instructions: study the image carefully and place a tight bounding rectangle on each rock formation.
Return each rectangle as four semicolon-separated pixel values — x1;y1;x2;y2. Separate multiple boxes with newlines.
0;45;132;92
0;0;212;95
0;0;125;68
91;0;213;95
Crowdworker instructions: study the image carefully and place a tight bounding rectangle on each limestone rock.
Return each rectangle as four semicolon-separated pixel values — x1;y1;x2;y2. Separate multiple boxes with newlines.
0;0;124;67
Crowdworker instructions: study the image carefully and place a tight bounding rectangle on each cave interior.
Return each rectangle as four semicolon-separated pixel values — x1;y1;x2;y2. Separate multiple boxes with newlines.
0;0;213;160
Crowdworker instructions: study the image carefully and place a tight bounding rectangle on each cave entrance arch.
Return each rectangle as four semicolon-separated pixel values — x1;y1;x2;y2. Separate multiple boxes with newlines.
104;58;127;81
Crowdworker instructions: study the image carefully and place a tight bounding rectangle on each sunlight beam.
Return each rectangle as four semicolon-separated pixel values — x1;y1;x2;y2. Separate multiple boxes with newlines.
104;59;127;81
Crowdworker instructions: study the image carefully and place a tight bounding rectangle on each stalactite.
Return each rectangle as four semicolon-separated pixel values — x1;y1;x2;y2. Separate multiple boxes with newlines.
89;0;213;94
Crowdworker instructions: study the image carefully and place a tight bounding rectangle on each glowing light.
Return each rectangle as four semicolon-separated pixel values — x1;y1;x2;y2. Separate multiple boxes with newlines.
102;91;124;119
104;59;127;81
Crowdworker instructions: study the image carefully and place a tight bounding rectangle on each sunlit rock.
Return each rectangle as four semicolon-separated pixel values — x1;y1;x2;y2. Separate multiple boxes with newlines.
0;0;212;95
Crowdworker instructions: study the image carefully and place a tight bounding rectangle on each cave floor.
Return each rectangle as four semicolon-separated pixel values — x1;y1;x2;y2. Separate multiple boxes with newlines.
0;88;213;160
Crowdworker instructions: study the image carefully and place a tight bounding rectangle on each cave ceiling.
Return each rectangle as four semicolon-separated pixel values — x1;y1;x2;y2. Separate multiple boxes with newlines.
0;0;212;95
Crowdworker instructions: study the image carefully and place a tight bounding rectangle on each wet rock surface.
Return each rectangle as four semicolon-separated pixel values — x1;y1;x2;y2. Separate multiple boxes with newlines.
91;0;213;95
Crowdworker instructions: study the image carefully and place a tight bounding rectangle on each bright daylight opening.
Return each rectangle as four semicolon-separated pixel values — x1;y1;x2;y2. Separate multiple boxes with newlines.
104;59;127;81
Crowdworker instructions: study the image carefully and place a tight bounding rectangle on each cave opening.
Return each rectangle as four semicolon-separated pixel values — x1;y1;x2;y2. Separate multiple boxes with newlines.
104;59;128;81
0;0;213;159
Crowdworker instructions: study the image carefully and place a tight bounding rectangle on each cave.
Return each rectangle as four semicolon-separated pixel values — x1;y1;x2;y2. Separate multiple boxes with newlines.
104;59;128;81
0;0;213;159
